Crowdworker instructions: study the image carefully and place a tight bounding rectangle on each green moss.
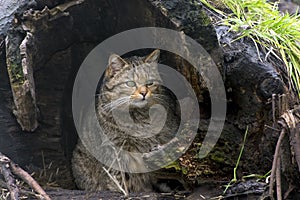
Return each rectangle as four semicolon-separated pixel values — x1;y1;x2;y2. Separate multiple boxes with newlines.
7;60;25;85
198;9;212;26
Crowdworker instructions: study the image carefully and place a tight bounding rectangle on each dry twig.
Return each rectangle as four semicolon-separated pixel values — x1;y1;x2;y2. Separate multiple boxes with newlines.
103;141;128;196
0;152;51;200
0;153;19;200
268;94;300;200
268;129;285;200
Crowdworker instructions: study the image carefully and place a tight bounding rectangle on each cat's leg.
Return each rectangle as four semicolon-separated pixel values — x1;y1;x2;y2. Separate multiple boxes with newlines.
72;140;159;192
72;141;118;191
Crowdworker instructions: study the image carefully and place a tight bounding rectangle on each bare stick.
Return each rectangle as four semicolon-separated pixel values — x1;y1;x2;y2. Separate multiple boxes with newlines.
103;141;128;196
0;152;51;200
284;184;295;199
269;129;285;199
0;153;19;200
102;167;127;196
107;141;126;171
276;156;282;200
10;162;51;200
264;125;280;132
272;94;276;126
115;141;128;196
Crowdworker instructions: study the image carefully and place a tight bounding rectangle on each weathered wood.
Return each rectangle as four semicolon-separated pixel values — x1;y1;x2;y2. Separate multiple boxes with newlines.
264;94;300;200
10;162;51;200
0;152;19;200
0;0;34;35
268;129;285;200
0;151;51;200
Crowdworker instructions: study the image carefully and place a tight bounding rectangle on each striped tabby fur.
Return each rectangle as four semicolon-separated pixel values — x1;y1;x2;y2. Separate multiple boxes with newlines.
72;50;179;192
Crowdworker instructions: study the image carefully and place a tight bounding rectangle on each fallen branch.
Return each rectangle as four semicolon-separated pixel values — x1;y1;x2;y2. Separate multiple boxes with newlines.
0;152;51;200
268;129;285;200
276;156;282;200
0;153;19;200
268;98;300;200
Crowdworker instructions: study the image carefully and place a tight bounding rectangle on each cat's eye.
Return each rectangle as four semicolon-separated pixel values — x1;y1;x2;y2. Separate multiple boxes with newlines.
146;80;154;87
126;81;136;87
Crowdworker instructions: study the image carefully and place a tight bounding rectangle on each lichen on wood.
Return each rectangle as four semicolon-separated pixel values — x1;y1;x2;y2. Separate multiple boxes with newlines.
5;29;38;132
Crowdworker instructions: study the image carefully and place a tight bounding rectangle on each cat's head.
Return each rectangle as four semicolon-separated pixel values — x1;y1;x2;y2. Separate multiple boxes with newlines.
101;50;162;109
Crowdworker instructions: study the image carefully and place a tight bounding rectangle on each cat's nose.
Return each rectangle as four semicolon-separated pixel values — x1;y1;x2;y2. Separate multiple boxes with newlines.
140;91;147;99
139;86;148;100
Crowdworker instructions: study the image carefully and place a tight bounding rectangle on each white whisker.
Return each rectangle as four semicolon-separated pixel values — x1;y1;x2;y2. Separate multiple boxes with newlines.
101;97;131;112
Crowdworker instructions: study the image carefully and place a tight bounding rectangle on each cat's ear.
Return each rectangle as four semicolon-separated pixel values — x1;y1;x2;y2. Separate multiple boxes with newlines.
144;49;160;63
106;54;128;77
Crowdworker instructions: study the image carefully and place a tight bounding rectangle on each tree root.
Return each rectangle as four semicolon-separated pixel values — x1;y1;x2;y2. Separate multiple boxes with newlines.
0;151;51;200
268;93;300;200
269;129;285;200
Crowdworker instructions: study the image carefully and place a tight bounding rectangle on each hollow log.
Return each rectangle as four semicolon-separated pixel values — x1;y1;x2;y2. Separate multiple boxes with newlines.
0;0;298;199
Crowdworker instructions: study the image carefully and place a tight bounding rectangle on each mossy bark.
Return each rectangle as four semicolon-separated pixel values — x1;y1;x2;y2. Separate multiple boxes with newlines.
5;30;38;132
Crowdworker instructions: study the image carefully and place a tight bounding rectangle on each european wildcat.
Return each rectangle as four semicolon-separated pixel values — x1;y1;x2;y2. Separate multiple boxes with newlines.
72;50;180;192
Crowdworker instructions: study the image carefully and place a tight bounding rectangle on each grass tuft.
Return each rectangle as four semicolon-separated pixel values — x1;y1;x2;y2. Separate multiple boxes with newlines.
201;0;300;97
222;126;248;194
